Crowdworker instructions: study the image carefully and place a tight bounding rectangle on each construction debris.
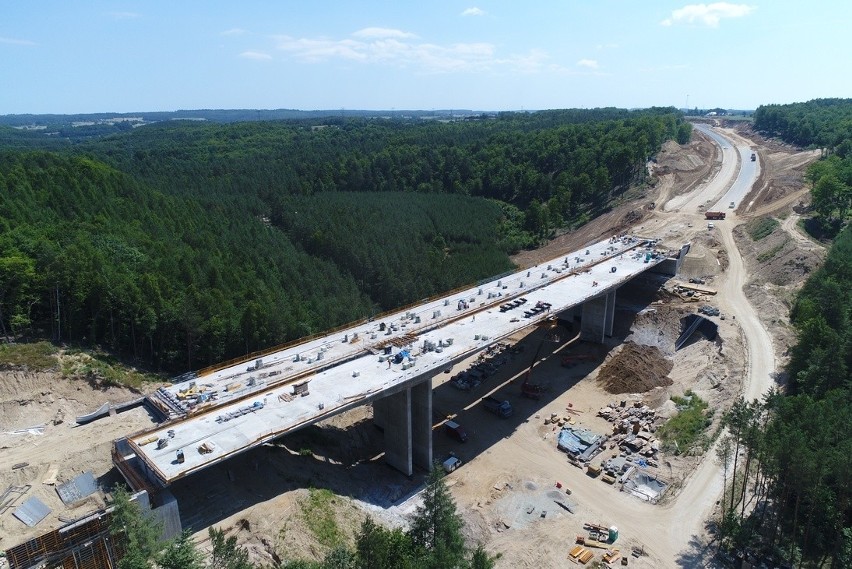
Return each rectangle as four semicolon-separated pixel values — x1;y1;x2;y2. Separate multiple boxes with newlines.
215;401;265;423
595;401;663;480
13;495;51;527
1;484;31;513
56;471;98;506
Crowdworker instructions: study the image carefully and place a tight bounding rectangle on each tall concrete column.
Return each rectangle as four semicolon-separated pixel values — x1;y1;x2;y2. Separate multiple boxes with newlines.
580;289;617;343
372;394;389;431
382;388;413;476
604;289;616;337
411;378;433;471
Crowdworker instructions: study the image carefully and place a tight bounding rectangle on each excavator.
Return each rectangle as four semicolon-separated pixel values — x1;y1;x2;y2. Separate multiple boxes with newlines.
520;317;560;399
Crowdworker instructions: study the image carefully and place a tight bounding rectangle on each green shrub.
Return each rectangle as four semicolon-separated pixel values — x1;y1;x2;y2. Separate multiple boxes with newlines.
746;217;779;241
658;391;713;455
0;341;58;370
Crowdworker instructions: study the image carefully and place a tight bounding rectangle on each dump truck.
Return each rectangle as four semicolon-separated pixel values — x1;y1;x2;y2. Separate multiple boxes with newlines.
705;211;726;220
482;396;513;418
445;420;468;442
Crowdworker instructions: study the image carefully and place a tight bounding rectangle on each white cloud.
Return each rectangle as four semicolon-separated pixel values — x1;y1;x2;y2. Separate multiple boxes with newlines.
461;7;486;17
240;51;272;61
273;28;552;74
0;36;36;46
639;63;690;72
222;28;247;36
110;11;141;20
577;59;599;69
352;27;417;40
276;36;368;62
661;3;755;27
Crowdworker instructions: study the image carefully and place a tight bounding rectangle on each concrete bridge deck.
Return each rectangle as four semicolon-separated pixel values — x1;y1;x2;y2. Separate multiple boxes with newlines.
121;234;681;487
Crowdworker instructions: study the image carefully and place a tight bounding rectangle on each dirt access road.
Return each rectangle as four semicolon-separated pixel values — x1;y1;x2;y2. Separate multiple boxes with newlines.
653;125;777;561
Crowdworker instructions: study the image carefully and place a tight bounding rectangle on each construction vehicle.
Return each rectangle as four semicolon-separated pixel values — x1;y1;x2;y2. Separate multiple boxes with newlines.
704;211;726;220
482;396;513;418
521;343;547;399
444;420;468;442
442;453;462;473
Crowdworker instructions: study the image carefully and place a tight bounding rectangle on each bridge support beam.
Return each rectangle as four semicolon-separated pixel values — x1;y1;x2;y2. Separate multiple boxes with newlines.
372;376;433;476
580;289;616;343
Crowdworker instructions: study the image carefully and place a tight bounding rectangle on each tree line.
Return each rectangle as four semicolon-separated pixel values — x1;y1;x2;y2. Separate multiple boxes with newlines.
110;468;497;569
755;99;852;232
753;98;852;153
716;224;852;566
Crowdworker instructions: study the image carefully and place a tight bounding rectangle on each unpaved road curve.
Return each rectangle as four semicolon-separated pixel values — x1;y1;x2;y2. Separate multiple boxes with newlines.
652;124;777;564
780;212;823;252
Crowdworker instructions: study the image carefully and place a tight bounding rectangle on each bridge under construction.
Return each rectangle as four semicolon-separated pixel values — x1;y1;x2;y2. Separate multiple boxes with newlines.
113;234;687;492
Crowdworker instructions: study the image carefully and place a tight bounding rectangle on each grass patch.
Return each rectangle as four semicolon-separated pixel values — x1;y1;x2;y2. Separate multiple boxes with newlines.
300;488;344;548
658;391;714;455
0;341;59;370
60;351;158;389
746;217;779;241
757;238;789;263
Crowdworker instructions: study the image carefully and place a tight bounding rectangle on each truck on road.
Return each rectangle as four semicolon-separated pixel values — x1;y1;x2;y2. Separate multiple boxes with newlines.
482;396;513;418
705;211;727;220
445;420;468;442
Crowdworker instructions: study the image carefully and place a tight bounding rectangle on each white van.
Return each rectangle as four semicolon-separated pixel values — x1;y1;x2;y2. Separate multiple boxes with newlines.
443;455;463;473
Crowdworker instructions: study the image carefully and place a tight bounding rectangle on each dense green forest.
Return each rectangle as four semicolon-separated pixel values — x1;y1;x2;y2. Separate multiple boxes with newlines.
753;98;852;152
718;98;852;566
0;109;686;371
755;99;852;231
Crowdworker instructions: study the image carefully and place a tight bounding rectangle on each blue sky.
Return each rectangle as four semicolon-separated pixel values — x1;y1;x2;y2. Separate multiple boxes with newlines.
1;1;849;114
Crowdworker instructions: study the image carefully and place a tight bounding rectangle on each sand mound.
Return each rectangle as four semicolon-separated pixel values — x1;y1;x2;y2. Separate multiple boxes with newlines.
599;341;674;394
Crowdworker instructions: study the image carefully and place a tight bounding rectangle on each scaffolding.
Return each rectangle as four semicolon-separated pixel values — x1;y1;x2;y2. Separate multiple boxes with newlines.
4;510;119;569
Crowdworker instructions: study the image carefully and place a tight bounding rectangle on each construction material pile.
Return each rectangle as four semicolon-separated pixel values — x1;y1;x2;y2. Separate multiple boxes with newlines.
597;400;662;464
597;342;673;394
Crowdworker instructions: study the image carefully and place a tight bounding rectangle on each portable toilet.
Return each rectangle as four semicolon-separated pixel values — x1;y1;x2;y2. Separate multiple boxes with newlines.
608;526;619;543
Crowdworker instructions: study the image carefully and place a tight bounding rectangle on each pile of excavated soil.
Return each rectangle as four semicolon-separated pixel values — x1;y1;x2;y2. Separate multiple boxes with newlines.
598;341;674;394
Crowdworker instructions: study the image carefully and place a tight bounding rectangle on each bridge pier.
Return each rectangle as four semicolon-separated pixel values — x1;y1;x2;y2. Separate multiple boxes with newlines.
373;377;433;476
411;379;433;471
580;289;616;343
